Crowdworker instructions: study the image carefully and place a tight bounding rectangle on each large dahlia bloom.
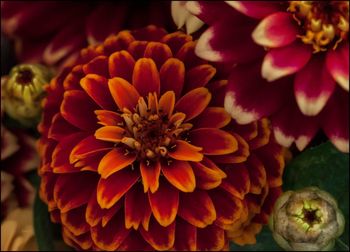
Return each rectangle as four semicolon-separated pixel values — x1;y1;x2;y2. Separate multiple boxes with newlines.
1;1;173;70
38;26;285;250
184;1;349;152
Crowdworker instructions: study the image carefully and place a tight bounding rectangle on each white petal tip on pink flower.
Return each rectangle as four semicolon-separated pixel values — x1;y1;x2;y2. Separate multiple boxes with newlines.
334;75;349;92
224;92;259;124
195;28;223;62
252;12;297;48
185;1;201;15
262;54;296;82
224;1;244;11
273;128;294;148
331;137;349;153
296;92;330;116
295;136;311;151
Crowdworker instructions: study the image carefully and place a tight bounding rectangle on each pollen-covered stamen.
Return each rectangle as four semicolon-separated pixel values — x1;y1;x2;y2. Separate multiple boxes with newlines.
120;92;193;160
288;1;349;52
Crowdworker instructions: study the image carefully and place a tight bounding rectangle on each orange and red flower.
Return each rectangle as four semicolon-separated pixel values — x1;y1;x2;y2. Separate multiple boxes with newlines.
185;1;349;153
38;26;285;250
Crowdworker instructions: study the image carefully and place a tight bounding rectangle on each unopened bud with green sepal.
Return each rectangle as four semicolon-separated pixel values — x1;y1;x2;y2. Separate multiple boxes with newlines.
269;187;345;251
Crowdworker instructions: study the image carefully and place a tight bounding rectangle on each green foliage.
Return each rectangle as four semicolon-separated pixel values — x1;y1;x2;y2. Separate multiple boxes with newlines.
230;142;349;251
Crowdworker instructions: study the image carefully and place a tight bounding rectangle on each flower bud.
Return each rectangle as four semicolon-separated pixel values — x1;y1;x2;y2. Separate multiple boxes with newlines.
1;64;53;127
269;187;345;251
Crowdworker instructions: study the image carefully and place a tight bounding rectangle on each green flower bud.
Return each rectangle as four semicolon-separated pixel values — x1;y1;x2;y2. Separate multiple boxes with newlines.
269;187;345;251
1;64;53;127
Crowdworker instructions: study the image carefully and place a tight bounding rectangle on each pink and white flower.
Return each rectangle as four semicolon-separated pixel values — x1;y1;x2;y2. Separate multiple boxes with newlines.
184;1;349;152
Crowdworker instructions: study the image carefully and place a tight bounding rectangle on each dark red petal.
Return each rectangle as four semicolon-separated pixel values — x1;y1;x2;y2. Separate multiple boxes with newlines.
80;74;117;110
125;182;150;230
144;42;173;69
184;64;216;92
162;160;196;193
175;87;211;121
176;41;207;68
159;58;185;99
132;58;160;97
61;90;98;131
140;216;175;250
61;205;90;236
189;128;237;155
82;55;109;77
221;163;250;200
108;77;140;111
161;31;192;55
70;135;113;164
174;218;197;251
97;169;139;209
196;224;225;251
148;178;179;227
109;50;135;82
178;189;216;228
54;172;98;212
252;12;298;48
246;154;267;194
91;210;131;251
193;107;231;129
48;113;79;141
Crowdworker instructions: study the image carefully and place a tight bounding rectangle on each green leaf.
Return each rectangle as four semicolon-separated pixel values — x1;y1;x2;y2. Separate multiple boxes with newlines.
33;189;56;251
283;141;349;249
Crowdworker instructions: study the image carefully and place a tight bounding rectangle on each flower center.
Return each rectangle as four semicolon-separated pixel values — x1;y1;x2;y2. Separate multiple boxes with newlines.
119;92;192;161
16;69;34;85
288;1;349;52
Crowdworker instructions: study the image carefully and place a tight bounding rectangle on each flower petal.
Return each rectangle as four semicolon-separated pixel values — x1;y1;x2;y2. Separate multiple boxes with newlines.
108;77;140;111
140;161;161;193
225;62;292;124
61;90;98;131
246;154;267;194
262;42;312;82
94;126;126;143
161;31;192;55
158;91;175;118
221;163;250;199
168;140;203;162
98;148;136;179
144;42;173;69
125;183;150;230
162;160;196;193
178;189;216;228
148;178;179;227
184;64;216;92
95;110;123;126
70;135;113;164
109;50;135;82
97;169;139;209
80;74;117;110
54;172;98;213
193;107;231;128
48;113;79;141
61;206;90;236
321;89;349;153
174;218;197;251
252;12;298;48
226;1;282;19
175;87;211;121
140;217;175;250
295;56;336;116
196;224;225;251
82;55;109;77
326;42;349;91
132;58;160;97
190;128;237;155
159;58;185;99
91;210;130;251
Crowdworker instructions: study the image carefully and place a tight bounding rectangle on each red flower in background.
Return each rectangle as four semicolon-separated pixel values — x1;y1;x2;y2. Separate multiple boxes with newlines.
185;1;349;152
38;26;285;250
1;1;174;70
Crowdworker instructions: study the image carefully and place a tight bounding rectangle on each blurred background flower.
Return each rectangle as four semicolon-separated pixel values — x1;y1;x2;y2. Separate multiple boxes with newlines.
1;1;175;71
182;1;349;153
